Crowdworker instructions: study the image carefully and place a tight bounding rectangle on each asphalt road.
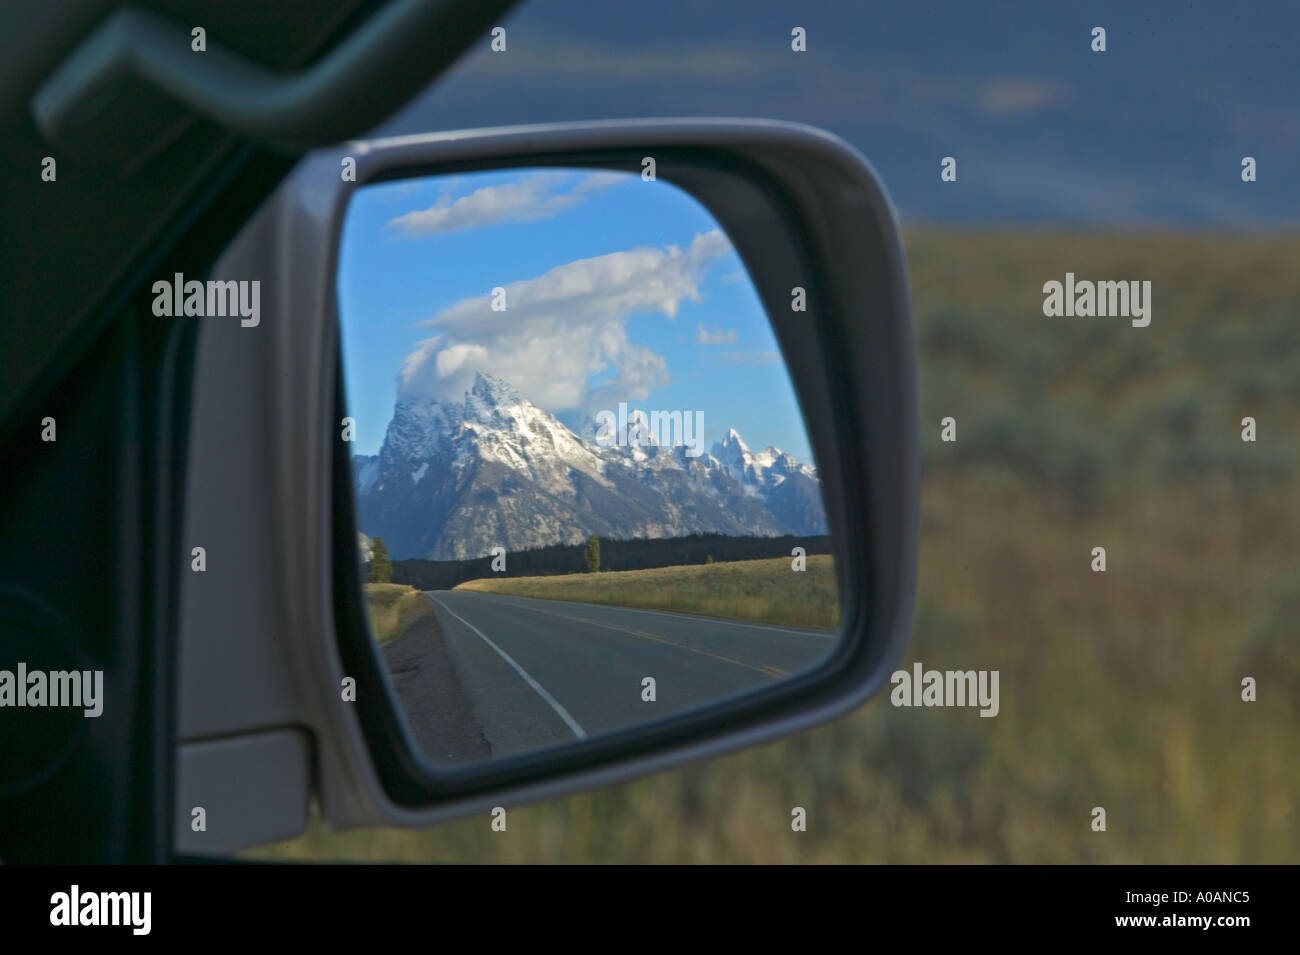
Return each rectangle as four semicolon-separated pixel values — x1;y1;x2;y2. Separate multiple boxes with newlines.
416;590;837;762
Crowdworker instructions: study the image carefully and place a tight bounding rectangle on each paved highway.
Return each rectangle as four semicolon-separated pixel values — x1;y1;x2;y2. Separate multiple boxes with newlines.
405;590;836;762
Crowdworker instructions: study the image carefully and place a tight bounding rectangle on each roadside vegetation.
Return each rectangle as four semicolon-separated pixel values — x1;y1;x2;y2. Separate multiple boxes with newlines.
456;555;838;631
363;582;432;644
248;229;1300;862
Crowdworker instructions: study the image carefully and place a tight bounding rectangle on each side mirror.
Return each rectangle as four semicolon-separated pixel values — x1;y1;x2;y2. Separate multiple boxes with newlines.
177;119;916;851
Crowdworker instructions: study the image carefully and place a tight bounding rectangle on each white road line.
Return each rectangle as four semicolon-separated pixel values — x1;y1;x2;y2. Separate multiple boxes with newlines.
428;594;587;740
472;591;837;639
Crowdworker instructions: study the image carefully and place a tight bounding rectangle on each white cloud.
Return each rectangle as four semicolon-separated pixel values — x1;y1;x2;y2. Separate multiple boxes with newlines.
977;77;1067;118
433;342;489;378
696;323;738;345
384;170;623;238
398;230;732;413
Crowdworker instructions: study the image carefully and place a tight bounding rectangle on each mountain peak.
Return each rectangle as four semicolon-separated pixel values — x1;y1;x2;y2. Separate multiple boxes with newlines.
723;427;750;451
358;374;827;559
469;371;522;406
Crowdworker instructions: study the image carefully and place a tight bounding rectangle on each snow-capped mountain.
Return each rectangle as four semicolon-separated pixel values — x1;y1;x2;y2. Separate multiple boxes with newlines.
712;427;816;491
709;428;825;536
353;372;827;560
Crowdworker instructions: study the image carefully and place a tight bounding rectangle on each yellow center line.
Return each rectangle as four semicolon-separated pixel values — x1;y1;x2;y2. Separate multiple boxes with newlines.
467;595;786;678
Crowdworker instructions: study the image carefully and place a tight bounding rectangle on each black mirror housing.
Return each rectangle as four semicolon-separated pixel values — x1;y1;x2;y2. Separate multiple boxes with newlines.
177;119;917;850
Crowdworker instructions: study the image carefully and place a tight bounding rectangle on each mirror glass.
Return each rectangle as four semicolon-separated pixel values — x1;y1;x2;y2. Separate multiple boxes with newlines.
337;166;839;767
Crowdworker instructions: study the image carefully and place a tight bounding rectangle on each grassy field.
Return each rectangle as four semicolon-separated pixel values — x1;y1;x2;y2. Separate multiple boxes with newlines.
455;555;839;630
248;229;1300;863
363;582;432;644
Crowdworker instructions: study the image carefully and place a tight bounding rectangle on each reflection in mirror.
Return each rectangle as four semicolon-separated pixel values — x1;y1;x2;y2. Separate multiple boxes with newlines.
337;167;839;767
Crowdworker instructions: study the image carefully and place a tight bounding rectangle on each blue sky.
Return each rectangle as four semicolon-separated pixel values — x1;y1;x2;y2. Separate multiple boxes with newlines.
337;168;814;463
368;0;1298;229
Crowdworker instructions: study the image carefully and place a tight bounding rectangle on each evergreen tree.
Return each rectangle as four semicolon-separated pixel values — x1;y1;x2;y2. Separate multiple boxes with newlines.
584;533;601;573
369;536;392;583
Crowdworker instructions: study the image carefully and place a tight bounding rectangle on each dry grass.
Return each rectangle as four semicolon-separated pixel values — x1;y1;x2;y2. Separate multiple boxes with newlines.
363;582;432;644
454;555;838;631
247;230;1300;863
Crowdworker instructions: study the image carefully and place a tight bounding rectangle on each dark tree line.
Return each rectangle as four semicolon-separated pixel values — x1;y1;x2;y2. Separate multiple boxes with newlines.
368;533;833;592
